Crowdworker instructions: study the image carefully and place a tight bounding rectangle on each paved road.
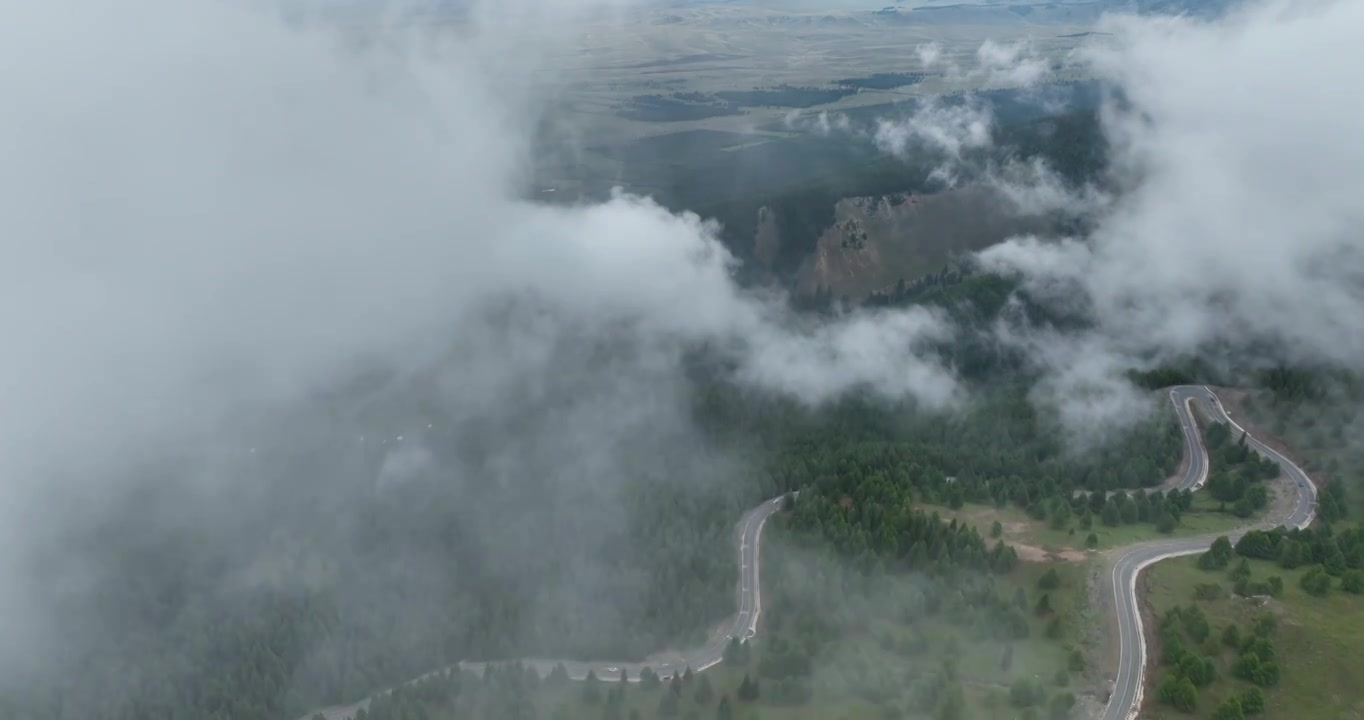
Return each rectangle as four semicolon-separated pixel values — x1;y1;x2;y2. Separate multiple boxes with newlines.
302;495;787;720
1099;385;1318;720
303;385;1315;720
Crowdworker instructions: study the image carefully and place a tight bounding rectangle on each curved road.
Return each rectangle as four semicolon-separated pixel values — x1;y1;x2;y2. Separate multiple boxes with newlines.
304;495;786;720
1099;385;1318;720
306;385;1315;720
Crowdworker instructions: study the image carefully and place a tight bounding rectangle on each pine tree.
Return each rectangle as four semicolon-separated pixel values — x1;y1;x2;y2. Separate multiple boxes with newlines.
583;670;602;704
737;674;759;702
716;695;734;720
693;674;714;705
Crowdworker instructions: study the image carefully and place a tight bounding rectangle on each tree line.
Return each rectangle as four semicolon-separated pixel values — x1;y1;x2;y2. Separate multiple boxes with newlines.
1233;525;1364;593
1155;604;1276;716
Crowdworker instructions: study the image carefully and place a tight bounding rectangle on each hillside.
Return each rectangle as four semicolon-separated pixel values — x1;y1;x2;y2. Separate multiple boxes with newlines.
787;185;1052;301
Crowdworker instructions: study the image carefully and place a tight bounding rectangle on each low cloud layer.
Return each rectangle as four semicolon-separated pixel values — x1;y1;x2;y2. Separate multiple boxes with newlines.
0;0;958;673
5;0;1359;700
868;40;1061;189
874;101;992;166
980;0;1364;423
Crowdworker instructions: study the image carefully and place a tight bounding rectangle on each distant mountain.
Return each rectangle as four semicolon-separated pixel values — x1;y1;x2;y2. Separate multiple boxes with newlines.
870;2;1108;25
1114;0;1240;17
867;0;1240;25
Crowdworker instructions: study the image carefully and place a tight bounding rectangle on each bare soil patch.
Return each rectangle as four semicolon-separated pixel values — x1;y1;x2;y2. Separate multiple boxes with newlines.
952;505;1087;562
1009;545;1088;563
1135;565;1163;714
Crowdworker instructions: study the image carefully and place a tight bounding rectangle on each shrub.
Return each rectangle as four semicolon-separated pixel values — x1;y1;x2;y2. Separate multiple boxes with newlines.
1195;583;1224;601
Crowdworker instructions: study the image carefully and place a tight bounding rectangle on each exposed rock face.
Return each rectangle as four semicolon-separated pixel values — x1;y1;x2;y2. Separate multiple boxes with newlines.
752;205;780;270
791;185;1051;300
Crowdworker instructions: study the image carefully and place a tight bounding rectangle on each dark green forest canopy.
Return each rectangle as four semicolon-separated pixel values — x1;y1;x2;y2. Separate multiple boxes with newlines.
12;211;1356;720
0;266;1201;720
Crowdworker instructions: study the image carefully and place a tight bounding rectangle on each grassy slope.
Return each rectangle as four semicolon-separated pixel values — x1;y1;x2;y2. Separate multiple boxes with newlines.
922;494;1250;555
1143;555;1364;720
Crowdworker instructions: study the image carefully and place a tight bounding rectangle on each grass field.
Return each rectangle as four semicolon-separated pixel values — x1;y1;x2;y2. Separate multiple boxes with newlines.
922;494;1251;558
1143;555;1364;720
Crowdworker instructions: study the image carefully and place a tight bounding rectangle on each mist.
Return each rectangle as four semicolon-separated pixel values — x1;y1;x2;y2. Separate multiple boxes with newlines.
976;0;1364;426
0;0;963;706
856;0;1364;430
6;0;1360;716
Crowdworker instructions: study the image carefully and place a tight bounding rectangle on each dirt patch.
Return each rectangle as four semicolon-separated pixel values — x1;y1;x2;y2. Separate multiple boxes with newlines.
1012;544;1051;563
1012;542;1087;563
947;506;1086;562
1072;693;1107;720
1134;563;1164;717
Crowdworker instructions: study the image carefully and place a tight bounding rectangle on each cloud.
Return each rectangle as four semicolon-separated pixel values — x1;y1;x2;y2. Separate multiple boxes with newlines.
976;40;1050;87
980;0;1364;425
783;109;851;136
916;42;943;68
990;304;1152;443
984;157;1112;218
875;101;993;160
865;38;1063;188
0;0;960;676
735;306;958;407
781;39;1059;197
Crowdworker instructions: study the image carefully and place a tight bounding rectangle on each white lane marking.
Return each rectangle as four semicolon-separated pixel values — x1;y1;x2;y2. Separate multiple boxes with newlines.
1106;387;1319;720
1115;546;1204;720
297;496;785;720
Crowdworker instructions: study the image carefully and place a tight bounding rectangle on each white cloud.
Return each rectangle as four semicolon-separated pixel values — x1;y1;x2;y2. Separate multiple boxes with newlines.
981;0;1364;427
866;38;1059;186
916;42;943;68
784;109;851;136
0;0;961;664
985;157;1111;217
976;39;1050;87
874;101;993;161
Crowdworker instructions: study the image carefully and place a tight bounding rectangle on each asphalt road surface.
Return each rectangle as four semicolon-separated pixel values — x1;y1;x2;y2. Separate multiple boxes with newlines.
1098;385;1318;720
302;495;787;720
303;384;1315;720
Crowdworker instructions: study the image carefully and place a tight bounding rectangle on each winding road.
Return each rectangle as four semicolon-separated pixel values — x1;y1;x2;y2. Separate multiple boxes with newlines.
304;496;786;720
1099;386;1318;720
305;385;1316;720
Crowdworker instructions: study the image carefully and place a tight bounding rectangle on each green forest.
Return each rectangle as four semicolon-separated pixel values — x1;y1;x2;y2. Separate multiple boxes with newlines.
4;96;1357;720
0;263;1209;720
